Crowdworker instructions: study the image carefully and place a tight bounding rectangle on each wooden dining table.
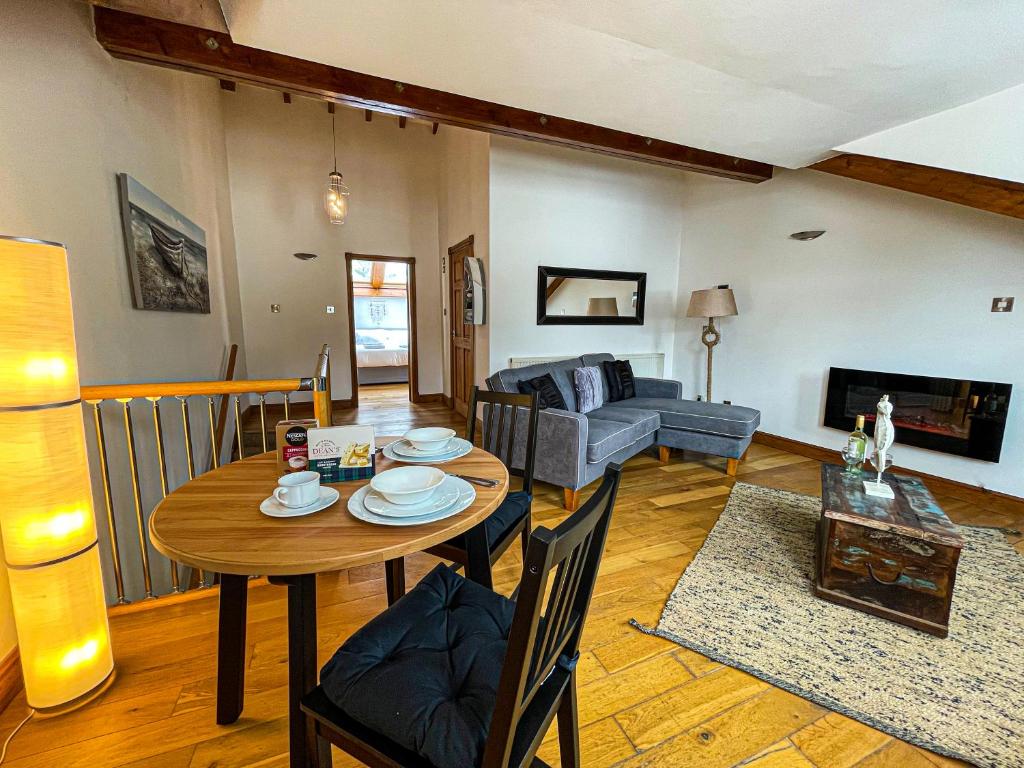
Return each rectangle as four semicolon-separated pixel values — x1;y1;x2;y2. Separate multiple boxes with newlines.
149;437;509;768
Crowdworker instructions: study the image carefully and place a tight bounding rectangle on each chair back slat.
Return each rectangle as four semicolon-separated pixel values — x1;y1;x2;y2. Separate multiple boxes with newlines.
468;386;539;495
481;464;622;768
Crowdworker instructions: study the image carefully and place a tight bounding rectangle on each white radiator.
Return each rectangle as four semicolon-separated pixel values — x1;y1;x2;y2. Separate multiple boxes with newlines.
508;352;665;378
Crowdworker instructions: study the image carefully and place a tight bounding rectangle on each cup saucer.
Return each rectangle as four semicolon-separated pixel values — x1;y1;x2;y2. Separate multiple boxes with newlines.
260;487;340;518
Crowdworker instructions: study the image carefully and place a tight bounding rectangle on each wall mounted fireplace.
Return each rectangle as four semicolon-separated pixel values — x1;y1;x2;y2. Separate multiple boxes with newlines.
824;367;1012;463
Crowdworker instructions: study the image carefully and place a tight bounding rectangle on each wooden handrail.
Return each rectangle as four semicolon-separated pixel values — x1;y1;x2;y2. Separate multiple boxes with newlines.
81;377;313;401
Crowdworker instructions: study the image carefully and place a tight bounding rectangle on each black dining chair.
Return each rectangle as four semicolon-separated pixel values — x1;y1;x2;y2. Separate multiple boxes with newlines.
301;463;623;768
384;386;540;603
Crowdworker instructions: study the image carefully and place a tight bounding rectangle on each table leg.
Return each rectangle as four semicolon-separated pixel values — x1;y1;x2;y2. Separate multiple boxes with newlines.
463;524;493;590
216;573;248;725
272;574;331;768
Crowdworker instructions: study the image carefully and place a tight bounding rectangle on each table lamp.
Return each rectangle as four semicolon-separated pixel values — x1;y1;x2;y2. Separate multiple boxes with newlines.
0;236;114;712
686;286;738;402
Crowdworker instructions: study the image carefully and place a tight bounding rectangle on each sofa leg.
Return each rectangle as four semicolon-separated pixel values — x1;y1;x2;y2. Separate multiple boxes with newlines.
726;458;739;477
658;446;671;464
563;488;581;512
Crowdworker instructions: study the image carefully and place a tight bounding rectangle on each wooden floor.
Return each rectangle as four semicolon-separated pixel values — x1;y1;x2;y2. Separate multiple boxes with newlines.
1;384;1018;768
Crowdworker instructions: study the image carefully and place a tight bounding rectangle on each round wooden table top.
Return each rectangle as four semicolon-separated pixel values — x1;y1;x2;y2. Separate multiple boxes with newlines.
148;437;509;576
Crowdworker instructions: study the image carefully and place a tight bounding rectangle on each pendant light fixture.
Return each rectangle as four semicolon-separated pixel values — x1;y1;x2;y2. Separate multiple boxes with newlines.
324;109;350;225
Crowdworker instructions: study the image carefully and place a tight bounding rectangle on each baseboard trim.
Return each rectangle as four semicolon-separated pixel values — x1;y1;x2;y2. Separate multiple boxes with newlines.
0;647;22;714
442;394;454;410
752;431;1024;513
331;398;355;410
412;392;445;404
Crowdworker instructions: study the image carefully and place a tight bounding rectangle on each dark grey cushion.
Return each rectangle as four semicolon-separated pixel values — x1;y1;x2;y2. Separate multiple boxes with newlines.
488;357;583;412
621;398;761;438
586;411;659;463
320;564;515;768
448;491;531;552
516;373;566;410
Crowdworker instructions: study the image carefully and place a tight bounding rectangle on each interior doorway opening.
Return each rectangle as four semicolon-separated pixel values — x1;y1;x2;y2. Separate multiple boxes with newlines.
345;253;417;407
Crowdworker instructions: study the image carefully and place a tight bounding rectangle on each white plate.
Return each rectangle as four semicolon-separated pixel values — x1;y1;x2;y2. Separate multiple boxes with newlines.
383;438;472;464
260;486;340;518
348;478;475;526
363;477;461;517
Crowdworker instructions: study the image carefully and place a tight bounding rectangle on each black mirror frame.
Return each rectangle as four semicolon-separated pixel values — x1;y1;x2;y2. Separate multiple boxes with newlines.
536;266;646;326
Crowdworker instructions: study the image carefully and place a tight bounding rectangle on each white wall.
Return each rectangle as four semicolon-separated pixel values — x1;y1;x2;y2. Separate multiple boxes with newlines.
674;168;1024;496
223;89;445;398
836;84;1024;183
0;0;246;603
488;138;685;375
437;127;491;391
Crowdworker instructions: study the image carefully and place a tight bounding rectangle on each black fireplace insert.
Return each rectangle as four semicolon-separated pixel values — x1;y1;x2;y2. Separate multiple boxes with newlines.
823;367;1012;463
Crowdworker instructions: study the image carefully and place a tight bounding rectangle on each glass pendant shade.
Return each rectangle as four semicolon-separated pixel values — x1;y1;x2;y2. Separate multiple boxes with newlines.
0;236;113;711
324;171;350;225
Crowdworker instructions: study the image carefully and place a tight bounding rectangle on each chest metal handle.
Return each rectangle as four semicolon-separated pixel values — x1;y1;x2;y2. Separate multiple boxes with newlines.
867;562;904;586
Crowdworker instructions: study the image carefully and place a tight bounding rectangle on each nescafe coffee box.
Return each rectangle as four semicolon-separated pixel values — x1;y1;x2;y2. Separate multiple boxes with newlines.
275;419;319;474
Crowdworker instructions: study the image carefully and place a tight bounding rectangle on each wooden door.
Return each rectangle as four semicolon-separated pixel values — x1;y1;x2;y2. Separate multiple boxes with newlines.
448;236;475;417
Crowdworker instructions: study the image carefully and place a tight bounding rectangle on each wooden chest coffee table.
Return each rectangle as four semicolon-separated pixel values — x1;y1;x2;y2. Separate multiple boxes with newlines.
816;463;964;638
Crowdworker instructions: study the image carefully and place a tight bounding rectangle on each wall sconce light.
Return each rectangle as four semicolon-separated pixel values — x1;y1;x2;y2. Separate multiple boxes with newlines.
789;230;826;241
0;236;114;712
293;252;319;261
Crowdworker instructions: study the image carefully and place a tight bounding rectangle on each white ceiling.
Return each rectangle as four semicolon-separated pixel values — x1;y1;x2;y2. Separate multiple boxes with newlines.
223;0;1024;168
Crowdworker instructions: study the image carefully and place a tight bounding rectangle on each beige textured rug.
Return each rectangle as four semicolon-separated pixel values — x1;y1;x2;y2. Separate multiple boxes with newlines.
634;482;1024;768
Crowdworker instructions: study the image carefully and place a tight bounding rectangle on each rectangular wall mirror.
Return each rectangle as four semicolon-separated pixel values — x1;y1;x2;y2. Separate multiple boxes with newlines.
537;266;646;325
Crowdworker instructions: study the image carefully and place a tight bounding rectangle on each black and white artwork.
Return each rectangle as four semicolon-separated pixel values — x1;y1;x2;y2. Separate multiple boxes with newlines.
117;173;210;313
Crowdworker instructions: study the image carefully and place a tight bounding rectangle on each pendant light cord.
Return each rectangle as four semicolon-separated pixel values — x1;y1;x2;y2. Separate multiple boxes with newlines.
332;112;338;174
0;709;33;764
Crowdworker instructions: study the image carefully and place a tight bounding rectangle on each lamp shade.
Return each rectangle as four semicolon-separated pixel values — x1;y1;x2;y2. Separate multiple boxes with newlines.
686;287;738;318
0;236;112;711
586;297;619;316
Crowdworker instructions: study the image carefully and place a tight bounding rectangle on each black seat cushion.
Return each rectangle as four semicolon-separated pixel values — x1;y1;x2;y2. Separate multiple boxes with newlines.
448;491;531;553
319;564;516;768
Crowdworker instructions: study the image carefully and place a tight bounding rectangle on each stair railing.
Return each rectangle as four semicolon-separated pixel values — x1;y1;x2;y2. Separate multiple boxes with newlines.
80;345;332;604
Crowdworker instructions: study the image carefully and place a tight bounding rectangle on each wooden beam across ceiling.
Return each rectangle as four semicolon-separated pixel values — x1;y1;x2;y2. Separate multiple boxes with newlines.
92;7;773;183
811;154;1024;220
85;1;228;32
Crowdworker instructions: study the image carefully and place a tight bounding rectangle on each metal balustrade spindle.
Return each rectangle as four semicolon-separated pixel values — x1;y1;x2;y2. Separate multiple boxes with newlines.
120;398;154;599
88;400;128;604
178;396;207;588
234;396;244;460
258;393;268;453
149;397;181;593
207;396;219;470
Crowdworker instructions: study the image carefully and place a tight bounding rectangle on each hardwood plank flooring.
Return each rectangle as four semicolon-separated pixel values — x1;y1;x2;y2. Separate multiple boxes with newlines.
0;384;1010;767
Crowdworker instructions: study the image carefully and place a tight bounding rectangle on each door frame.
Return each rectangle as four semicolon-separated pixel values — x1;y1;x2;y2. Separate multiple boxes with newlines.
344;253;418;407
446;236;475;416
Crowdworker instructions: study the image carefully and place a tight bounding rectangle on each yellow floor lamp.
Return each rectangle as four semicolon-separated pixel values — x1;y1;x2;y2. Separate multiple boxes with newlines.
0;236;113;715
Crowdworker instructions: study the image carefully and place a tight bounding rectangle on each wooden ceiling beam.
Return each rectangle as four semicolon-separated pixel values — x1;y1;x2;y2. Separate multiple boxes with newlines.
85;1;228;33
811;154;1024;220
92;7;772;182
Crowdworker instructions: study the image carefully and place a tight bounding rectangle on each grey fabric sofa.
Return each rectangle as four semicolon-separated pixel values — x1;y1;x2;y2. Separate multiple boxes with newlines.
486;353;760;510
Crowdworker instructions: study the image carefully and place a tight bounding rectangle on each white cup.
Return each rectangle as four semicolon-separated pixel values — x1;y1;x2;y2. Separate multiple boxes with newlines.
273;471;320;508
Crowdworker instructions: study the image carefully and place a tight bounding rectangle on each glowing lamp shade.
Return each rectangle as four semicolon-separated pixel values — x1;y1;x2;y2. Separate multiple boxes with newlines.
324;171;350;225
8;548;112;710
0;236;113;711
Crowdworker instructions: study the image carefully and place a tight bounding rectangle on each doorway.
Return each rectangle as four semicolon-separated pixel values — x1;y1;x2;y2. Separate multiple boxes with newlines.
345;253;418;408
447;236;475;417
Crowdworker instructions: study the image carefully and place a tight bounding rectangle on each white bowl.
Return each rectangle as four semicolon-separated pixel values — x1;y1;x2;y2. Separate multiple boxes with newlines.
403;427;456;453
370;466;445;505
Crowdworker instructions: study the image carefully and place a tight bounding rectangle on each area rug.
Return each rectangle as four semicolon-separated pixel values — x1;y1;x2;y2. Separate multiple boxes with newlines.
633;482;1024;768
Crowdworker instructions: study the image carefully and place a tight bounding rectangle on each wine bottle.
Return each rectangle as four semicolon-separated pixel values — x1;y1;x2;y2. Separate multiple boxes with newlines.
846;415;868;469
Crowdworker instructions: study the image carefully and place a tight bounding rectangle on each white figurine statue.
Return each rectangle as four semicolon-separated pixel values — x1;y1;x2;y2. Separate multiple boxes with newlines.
864;394;896;498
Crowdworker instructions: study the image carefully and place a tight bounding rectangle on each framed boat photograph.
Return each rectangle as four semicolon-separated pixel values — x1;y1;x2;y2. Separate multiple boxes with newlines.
116;173;211;313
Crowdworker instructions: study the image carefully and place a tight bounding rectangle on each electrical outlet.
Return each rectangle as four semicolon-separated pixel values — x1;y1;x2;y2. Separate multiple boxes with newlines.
326;305;335;314
992;297;1014;312
270;304;281;313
